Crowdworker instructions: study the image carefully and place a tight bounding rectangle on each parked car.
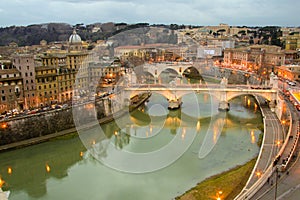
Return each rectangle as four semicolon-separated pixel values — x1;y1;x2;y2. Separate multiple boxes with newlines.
288;81;296;86
62;104;68;109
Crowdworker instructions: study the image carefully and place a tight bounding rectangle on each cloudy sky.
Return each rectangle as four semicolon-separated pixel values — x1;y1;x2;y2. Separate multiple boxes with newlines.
0;0;299;27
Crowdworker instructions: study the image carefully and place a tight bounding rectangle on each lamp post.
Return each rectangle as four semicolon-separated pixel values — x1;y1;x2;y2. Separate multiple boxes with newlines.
274;166;279;200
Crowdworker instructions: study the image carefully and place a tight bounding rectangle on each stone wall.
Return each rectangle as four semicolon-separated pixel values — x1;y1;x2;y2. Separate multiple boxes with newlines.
0;109;75;145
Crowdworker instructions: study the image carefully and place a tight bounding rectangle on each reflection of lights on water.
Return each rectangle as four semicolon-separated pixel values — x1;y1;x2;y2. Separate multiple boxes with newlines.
46;164;51;173
7;167;12;175
251;130;256;144
196;121;201;132
92;140;96;145
181;128;186;140
247;99;251;107
213;129;218;144
114;131;118;136
204;94;208;103
254;103;258;111
80;152;84;157
149;126;153;135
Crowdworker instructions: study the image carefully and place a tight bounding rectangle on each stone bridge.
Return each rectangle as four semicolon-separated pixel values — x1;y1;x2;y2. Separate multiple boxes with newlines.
122;83;278;111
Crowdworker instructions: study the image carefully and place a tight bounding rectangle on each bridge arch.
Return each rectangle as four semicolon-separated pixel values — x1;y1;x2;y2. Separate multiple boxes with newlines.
226;91;274;102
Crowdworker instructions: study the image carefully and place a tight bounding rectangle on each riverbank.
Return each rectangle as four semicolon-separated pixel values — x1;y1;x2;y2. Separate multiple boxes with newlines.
176;158;257;200
0;92;151;152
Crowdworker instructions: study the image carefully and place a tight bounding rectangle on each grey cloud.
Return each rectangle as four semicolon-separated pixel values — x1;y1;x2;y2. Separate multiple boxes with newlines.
0;0;299;27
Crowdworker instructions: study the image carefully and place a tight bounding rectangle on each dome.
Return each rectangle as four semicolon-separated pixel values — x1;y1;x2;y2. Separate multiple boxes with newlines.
69;30;82;44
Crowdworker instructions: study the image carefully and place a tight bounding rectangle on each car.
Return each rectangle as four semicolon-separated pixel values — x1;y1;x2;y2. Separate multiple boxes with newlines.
62;104;68;109
288;81;296;86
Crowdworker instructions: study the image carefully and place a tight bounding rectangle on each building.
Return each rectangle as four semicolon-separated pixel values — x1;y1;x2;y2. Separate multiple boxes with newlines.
35;64;58;106
12;54;37;109
35;30;89;105
284;32;300;50
0;59;24;113
223;45;286;74
275;65;300;81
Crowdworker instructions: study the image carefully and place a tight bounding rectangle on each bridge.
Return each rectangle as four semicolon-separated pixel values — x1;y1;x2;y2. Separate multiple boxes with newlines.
140;61;260;85
121;82;278;111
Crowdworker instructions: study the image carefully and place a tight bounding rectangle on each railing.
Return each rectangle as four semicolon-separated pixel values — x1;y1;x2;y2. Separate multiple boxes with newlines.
234;97;294;199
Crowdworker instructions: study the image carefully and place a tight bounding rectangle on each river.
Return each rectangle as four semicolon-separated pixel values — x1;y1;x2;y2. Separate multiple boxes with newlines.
0;90;263;200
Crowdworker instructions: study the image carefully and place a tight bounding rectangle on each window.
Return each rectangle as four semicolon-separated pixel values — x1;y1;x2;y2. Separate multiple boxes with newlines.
25;73;28;77
2;96;5;101
27;66;29;70
31;80;34;83
30;72;33;76
26;80;29;84
1;90;4;94
44;85;46;89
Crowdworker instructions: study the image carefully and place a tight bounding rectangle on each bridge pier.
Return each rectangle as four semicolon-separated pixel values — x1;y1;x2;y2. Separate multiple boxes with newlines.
218;101;230;112
168;98;182;110
269;100;277;112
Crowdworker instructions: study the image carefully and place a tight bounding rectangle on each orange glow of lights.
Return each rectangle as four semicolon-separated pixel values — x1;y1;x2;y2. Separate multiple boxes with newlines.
247;99;251;107
0;178;5;188
282;120;286;124
196;121;201;132
80;152;84;157
1;123;7;129
181;128;186;140
46;164;51;173
114;131;118;136
7;167;12;174
251;130;256;144
92;140;96;145
254;103;258;111
276;140;281;146
256;171;261;177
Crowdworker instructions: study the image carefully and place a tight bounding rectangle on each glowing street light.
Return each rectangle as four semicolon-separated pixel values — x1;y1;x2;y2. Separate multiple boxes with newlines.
7;167;12;175
0;178;5;188
256;171;262;178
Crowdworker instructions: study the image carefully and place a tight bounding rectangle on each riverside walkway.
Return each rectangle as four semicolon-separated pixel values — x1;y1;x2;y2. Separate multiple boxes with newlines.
234;96;285;199
250;97;300;200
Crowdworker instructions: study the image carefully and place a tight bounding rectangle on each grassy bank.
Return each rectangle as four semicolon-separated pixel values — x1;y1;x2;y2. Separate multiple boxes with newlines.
176;158;257;200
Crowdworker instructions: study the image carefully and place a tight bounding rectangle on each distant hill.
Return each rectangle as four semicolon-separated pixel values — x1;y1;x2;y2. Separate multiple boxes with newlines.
0;22;160;46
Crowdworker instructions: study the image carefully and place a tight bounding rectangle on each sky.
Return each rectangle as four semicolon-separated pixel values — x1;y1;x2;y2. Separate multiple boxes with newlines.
0;0;299;27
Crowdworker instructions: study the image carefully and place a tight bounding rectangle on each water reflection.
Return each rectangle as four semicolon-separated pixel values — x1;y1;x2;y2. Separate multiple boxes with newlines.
0;94;263;199
0;137;87;198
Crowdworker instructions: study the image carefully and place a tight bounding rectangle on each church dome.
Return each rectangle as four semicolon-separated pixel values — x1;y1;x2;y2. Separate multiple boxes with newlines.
69;30;82;44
